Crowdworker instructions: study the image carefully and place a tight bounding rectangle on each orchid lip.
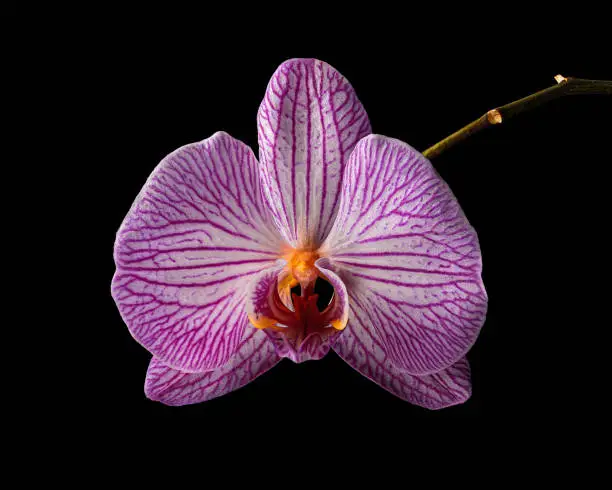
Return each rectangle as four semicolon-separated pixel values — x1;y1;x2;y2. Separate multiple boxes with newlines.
246;254;349;363
249;270;345;340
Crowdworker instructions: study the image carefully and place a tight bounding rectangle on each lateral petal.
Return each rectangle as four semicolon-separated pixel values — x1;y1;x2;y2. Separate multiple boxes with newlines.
112;132;285;372
323;135;487;375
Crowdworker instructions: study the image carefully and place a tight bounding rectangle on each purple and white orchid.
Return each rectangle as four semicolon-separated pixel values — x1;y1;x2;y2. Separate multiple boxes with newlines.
112;58;487;409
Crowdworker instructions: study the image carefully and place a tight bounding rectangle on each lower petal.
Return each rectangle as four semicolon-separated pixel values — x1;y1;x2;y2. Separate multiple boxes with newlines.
334;329;471;409
145;329;280;406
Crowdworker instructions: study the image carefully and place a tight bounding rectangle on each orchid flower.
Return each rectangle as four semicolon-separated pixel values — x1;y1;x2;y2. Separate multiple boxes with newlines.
112;58;487;409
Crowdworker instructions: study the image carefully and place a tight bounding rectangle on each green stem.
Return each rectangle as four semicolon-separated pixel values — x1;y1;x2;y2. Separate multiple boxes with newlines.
422;75;612;160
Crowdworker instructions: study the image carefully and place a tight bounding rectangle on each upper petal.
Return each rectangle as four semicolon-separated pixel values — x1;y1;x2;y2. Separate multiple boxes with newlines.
112;132;285;372
145;328;280;406
334;328;471;409
323;135;487;375
257;58;371;248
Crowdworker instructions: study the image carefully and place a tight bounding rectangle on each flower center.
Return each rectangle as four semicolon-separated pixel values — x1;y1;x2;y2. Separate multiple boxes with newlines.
246;248;346;362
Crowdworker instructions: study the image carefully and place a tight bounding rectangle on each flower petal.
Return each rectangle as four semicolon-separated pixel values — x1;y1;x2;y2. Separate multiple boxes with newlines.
334;329;471;409
323;135;487;375
112;132;285;372
257;58;371;248
145;329;280;406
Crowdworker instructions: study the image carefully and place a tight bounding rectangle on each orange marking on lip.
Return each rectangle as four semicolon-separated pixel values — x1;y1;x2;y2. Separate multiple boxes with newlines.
331;319;347;331
247;314;284;331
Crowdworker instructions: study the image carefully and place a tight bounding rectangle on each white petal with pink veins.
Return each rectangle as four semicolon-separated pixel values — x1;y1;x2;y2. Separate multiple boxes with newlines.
257;58;371;248
112;132;285;373
334;328;472;409
324;135;487;375
145;329;280;406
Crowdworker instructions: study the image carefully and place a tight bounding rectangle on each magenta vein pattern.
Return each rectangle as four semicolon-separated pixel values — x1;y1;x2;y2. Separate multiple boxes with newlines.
145;329;280;406
112;132;284;372
258;58;371;248
325;135;487;377
335;337;472;409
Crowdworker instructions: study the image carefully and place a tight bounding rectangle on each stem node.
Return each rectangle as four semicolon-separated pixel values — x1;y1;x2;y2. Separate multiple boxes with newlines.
422;76;611;159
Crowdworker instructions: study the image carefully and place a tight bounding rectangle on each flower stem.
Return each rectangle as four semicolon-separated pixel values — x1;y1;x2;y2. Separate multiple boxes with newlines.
422;75;612;160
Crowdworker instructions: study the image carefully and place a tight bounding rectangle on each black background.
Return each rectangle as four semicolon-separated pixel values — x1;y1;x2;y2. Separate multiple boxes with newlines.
64;27;610;445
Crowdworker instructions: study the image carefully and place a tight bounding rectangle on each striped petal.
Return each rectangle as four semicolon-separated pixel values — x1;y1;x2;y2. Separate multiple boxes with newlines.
145;329;280;406
257;58;371;249
112;132;285;372
334;329;471;409
323;135;487;375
